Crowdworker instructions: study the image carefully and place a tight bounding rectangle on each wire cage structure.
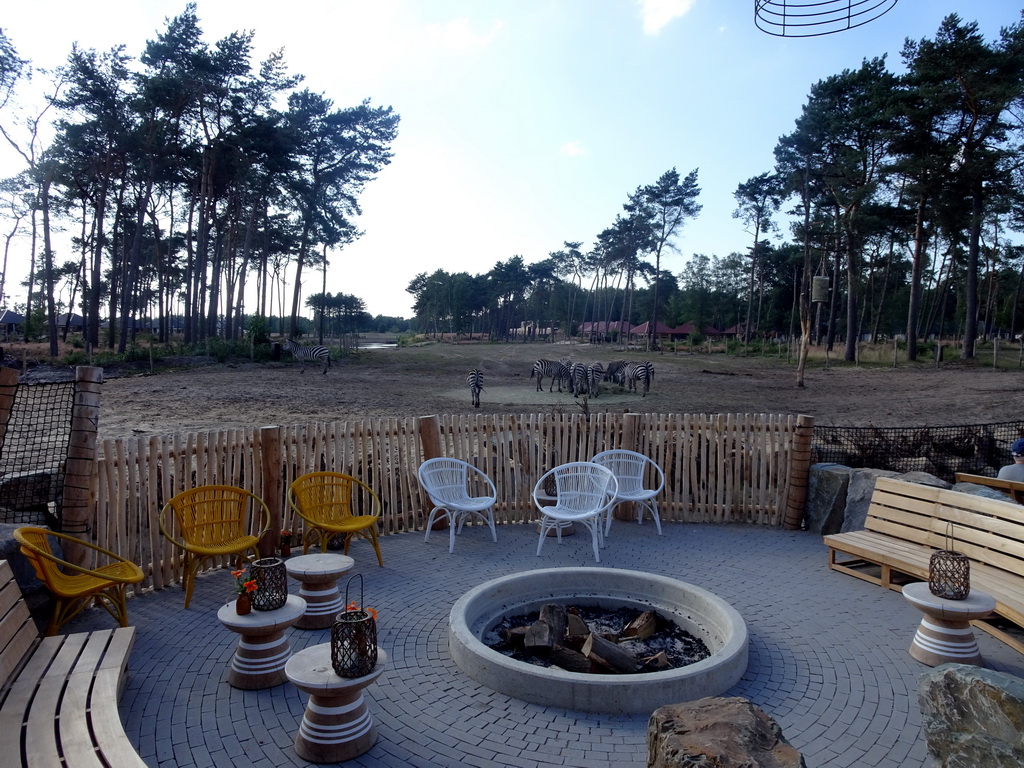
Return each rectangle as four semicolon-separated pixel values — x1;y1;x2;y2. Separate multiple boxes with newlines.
754;0;900;38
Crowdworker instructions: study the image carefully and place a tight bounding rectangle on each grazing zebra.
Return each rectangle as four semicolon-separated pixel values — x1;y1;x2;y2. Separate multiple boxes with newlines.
467;368;483;408
605;360;628;386
283;338;330;374
531;359;571;392
586;362;605;397
626;361;655;396
570;362;589;397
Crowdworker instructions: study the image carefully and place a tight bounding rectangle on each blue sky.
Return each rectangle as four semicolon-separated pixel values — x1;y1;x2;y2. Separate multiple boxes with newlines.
2;1;1021;318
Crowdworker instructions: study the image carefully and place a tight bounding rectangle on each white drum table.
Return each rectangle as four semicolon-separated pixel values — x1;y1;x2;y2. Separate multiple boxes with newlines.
217;594;306;689
285;553;355;629
285;643;387;763
903;582;996;667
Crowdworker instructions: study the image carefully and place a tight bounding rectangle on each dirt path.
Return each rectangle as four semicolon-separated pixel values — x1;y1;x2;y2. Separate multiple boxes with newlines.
86;343;1022;440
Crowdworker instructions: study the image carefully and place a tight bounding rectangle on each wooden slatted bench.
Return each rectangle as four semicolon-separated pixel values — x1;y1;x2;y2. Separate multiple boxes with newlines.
823;477;1024;656
0;559;147;767
954;472;1024;505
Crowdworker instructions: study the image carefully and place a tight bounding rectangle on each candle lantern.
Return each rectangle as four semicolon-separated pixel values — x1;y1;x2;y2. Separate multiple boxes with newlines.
250;557;288;611
331;574;378;678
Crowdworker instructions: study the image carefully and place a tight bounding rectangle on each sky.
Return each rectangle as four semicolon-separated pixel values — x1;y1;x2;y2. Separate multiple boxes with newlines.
1;1;1022;319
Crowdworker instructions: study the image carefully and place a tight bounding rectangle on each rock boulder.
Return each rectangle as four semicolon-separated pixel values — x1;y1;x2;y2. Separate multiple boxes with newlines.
805;463;851;535
918;664;1024;767
648;696;806;768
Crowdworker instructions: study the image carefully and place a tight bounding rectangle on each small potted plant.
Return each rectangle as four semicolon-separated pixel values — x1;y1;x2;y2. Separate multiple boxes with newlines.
232;568;258;614
280;530;293;558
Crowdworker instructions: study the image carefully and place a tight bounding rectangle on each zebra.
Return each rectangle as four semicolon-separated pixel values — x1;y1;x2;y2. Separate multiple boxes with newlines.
283;338;330;374
467;368;483;408
586;362;605;398
626;361;654;396
531;359;571;392
570;362;589;397
604;360;628;387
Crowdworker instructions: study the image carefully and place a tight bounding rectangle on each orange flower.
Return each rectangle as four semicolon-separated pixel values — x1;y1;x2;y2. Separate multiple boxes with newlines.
243;580;258;594
231;569;245;579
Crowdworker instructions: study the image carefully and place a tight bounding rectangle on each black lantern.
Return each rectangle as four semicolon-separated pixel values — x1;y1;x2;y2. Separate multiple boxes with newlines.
250;557;288;611
331;574;378;678
929;524;970;600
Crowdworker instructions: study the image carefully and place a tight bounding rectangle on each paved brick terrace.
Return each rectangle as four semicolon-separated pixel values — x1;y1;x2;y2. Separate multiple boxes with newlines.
67;521;1024;767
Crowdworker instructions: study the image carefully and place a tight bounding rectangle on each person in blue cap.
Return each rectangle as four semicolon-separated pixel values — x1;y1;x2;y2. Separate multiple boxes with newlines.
998;438;1024;482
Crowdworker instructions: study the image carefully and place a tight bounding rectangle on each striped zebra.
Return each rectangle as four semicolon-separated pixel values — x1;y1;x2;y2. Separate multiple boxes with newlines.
586;362;605;398
531;359;571;392
283;338;330;374
604;360;628;387
570;363;589;398
467;368;483;408
626;361;654;396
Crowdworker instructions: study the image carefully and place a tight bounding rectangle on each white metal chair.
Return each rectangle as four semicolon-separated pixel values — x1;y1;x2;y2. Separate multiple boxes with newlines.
533;462;618;562
418;458;498;553
591;449;664;536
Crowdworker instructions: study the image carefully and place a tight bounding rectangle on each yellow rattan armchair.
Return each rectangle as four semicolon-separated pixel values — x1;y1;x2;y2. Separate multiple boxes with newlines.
159;485;270;608
13;527;145;636
288;472;384;565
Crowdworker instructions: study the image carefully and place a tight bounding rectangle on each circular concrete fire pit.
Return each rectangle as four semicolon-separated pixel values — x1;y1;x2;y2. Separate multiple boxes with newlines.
448;567;748;714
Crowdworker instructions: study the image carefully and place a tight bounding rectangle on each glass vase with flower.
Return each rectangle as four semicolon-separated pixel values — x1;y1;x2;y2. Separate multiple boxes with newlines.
232;568;258;614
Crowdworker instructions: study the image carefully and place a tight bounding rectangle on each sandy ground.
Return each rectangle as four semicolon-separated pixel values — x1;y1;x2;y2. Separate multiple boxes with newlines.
68;342;1024;440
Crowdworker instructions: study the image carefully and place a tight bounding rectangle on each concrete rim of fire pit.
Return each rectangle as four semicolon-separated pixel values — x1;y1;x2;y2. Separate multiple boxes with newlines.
448;567;748;714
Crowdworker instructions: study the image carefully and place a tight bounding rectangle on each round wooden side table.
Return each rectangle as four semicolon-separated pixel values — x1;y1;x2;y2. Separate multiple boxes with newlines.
284;553;355;629
902;582;996;666
285;643;387;763
217;594;306;689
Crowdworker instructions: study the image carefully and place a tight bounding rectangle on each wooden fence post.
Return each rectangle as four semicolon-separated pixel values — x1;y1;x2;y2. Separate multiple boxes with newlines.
260;425;282;557
783;413;815;530
61;366;102;566
0;367;17;450
416;415;444;529
615;413;643;521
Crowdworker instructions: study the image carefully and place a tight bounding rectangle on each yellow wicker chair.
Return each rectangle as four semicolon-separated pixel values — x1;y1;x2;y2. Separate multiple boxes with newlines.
159;485;270;608
13;527;145;636
288;472;384;565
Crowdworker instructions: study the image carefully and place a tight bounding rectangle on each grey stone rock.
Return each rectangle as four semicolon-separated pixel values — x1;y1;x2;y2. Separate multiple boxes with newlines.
840;468;900;533
952;482;1017;502
805;463;851;535
918;664;1024;768
897;471;951;490
648;697;806;768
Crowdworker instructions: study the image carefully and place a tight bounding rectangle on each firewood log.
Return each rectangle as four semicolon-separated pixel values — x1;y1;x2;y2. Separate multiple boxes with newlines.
581;632;638;674
524;620;556;654
548;646;591;673
640;651;672;671
621;610;657;640
502;626;528;647
539;604;567;644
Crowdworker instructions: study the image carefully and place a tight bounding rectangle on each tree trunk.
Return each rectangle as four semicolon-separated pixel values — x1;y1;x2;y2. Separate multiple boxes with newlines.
906;197;927;361
964;184;983;359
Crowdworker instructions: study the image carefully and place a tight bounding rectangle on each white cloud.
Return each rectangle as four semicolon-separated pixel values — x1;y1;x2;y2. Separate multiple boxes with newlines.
638;0;697;35
425;17;505;53
560;141;587;158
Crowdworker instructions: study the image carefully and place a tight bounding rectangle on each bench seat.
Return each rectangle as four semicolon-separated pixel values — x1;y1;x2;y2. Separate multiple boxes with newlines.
824;477;1024;656
0;560;146;767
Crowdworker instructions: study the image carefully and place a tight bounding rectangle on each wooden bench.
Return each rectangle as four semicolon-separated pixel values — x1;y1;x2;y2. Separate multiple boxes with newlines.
0;559;147;767
823;477;1024;655
954;472;1024;505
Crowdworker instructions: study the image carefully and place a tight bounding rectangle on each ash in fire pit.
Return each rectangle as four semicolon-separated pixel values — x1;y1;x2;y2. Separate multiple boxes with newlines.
485;604;711;674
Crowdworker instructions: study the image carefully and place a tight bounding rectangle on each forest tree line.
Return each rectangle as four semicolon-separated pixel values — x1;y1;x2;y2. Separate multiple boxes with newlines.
0;3;399;355
407;13;1024;368
2;11;1024;368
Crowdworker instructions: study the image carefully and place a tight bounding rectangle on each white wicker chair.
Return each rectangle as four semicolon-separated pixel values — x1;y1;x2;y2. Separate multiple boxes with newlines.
418;458;498;553
592;449;665;536
533;462;618;562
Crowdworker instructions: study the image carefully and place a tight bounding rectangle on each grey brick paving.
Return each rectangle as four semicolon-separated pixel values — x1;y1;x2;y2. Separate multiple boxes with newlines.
65;522;1024;767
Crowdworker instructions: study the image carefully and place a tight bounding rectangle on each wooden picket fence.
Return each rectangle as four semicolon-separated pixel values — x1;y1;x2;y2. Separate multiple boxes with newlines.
93;412;810;593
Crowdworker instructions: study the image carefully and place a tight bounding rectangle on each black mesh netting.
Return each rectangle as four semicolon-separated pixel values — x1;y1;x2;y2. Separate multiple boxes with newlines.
0;378;76;528
812;421;1024;482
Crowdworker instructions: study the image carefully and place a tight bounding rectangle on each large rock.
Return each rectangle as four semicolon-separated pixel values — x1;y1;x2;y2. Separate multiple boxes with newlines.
805;463;851;535
952;482;1017;503
647;697;806;768
897;471;950;490
918;664;1024;767
839;468;899;532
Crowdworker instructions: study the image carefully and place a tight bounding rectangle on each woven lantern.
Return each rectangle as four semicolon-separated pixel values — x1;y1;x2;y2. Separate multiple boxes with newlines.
332;574;377;678
250;557;288;611
929;524;970;600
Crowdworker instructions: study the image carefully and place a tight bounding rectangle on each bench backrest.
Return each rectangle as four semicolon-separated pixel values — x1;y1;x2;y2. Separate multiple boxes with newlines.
0;559;40;695
866;477;1024;579
954;472;1024;505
